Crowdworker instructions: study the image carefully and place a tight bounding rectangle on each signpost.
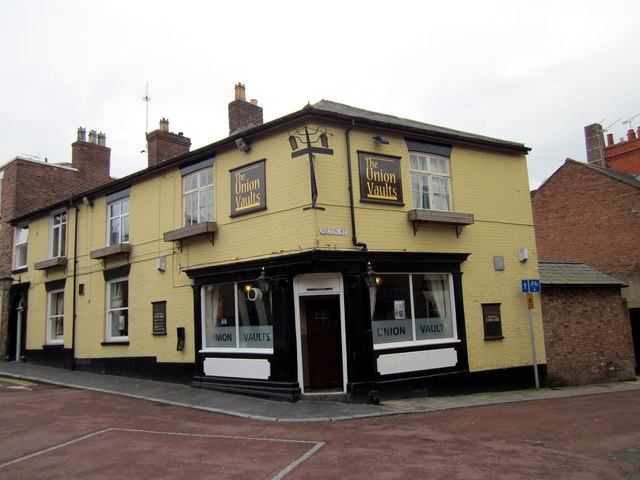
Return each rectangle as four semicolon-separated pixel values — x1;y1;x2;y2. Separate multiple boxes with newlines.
521;279;540;389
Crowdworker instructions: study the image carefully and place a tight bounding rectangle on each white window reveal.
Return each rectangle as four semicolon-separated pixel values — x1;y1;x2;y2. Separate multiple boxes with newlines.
372;273;457;349
201;282;273;353
108;197;130;246
183;169;213;226
46;290;64;345
50;211;67;258
14;225;28;269
106;278;129;341
410;152;452;211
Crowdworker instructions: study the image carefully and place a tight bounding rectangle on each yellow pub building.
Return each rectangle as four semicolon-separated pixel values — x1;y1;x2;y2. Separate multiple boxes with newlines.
8;86;542;402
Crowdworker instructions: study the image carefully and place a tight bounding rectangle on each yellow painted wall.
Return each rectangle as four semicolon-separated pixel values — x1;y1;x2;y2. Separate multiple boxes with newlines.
18;119;543;372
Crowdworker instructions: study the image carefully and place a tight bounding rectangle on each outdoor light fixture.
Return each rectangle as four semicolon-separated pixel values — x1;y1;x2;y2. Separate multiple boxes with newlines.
363;261;378;289
235;138;251;152
373;135;390;144
256;267;271;293
288;125;334;210
82;196;93;208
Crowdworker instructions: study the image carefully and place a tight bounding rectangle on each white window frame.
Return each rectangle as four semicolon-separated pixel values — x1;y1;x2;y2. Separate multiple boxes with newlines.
200;282;273;354
409;152;452;211
50;210;67;258
106;277;129;341
183;168;214;227
373;272;459;351
14;225;28;269
107;197;130;246
46;289;64;345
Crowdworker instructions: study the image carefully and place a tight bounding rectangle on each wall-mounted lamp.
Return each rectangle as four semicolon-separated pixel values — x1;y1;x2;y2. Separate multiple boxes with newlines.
256;267;272;293
373;135;390;144
82;196;93;208
288;135;299;151
235;138;251;152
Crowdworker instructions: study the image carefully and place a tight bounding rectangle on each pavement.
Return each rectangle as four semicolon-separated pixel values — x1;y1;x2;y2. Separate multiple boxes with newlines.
1;360;639;423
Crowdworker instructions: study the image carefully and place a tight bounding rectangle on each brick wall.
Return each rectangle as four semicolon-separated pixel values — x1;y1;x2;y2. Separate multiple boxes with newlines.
146;130;191;167
531;160;640;276
541;286;636;386
604;130;640;174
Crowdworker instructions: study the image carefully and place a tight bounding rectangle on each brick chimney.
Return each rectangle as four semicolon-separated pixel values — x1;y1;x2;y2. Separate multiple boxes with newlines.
228;83;263;135
146;118;191;167
584;123;605;167
71;127;112;188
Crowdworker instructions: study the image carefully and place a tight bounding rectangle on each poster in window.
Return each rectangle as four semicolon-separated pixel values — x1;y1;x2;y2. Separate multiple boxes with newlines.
482;303;503;340
358;152;404;205
230;160;266;217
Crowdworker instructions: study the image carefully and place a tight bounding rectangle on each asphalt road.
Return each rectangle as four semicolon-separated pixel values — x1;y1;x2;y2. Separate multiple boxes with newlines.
1;377;639;479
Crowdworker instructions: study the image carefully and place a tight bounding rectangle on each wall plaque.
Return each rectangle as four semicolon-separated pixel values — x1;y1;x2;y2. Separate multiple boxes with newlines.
230;160;266;217
152;301;167;336
482;303;503;340
358;152;404;205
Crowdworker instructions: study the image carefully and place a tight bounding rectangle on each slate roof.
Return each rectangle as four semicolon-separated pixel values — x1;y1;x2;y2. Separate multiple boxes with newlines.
539;261;626;287
310;100;530;154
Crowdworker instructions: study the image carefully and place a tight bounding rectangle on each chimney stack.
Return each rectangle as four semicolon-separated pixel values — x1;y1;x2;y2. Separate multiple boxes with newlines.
71;126;112;187
228;83;263;135
146;118;191;168
627;129;637;141
584;123;605;167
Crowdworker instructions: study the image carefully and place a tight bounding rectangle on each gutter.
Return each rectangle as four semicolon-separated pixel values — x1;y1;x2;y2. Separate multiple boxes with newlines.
71;203;79;370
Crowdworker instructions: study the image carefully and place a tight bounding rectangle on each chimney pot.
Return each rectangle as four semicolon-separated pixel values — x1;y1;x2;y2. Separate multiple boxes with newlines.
97;132;106;147
77;127;86;142
250;99;258;106
628;129;637;141
234;82;246;101
159;118;169;132
88;130;97;144
607;133;614;146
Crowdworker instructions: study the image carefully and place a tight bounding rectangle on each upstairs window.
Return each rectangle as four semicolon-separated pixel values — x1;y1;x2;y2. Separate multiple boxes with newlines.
14;225;28;270
108;197;129;246
50;211;67;258
410;152;451;211
184;169;213;226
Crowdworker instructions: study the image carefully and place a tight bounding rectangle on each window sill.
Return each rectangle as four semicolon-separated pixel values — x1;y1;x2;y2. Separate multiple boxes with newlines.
164;222;217;246
407;209;474;236
90;243;132;261
35;256;68;271
42;343;64;349
12;266;28;274
101;340;130;346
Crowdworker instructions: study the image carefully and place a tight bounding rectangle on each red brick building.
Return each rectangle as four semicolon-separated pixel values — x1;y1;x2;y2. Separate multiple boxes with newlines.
539;261;635;386
0;128;112;359
585;123;640;174
531;159;640;373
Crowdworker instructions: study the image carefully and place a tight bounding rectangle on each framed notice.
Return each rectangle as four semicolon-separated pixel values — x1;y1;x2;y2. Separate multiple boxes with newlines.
482;303;503;340
230;160;266;217
358;152;404;205
152;301;167;336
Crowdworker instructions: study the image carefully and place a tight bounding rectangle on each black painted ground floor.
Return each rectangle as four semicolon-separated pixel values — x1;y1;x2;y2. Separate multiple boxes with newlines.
10;250;549;402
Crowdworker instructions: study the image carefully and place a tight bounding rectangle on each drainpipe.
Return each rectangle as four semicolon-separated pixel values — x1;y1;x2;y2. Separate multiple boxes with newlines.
345;121;368;252
71;203;79;370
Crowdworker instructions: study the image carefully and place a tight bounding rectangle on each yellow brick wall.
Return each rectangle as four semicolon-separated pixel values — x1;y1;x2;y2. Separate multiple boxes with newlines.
18;120;543;372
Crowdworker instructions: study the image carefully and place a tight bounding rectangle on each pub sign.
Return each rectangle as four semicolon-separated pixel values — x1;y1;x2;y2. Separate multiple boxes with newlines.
358;152;404;205
230;160;267;217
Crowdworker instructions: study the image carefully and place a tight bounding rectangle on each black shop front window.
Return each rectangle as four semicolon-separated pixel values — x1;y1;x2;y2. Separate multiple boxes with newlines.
201;282;273;352
372;273;457;349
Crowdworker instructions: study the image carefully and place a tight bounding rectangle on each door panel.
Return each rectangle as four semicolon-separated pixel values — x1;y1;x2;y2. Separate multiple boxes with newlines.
306;298;342;389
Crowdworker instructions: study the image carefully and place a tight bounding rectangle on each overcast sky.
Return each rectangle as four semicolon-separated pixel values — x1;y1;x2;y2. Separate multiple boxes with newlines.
2;0;639;190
